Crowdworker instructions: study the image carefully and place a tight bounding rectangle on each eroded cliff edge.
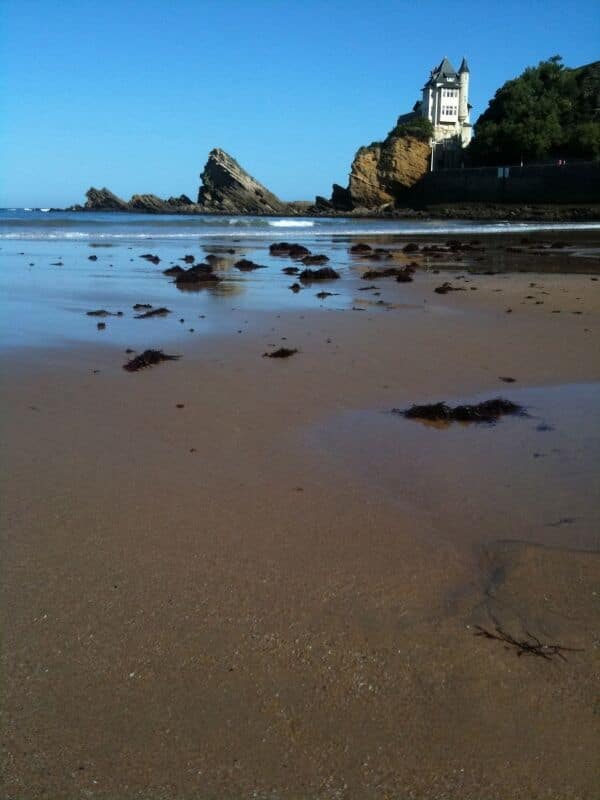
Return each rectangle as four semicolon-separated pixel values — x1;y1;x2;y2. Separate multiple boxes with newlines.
325;119;431;212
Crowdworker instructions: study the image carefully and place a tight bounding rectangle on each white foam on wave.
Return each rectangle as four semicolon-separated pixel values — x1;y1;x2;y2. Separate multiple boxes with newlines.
1;221;599;242
268;220;315;228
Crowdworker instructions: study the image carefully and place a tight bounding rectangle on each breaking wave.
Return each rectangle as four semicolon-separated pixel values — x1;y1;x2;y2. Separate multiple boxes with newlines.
0;209;599;241
268;220;315;228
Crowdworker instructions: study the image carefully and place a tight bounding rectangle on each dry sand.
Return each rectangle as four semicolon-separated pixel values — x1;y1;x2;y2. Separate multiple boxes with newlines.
1;247;600;799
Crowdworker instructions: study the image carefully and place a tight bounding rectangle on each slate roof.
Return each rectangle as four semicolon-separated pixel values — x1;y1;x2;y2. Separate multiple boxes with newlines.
433;57;457;80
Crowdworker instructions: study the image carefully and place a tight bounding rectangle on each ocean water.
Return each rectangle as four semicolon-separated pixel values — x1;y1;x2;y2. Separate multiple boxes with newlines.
1;209;599;350
2;208;600;241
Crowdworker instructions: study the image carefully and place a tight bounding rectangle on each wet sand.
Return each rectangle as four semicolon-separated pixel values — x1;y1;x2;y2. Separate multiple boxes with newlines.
1;234;600;799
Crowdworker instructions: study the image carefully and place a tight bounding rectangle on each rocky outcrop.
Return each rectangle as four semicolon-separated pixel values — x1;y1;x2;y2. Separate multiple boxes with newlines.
129;194;174;213
74;150;292;215
331;184;353;211
329;127;430;211
69;188;200;214
196;148;289;214
166;194;193;207
82;187;129;211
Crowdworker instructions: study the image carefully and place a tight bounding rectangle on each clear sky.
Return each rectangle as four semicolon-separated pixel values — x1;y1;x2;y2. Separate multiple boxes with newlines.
1;0;598;207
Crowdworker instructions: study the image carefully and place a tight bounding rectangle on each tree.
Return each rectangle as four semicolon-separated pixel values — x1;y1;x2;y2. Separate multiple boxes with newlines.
468;57;600;165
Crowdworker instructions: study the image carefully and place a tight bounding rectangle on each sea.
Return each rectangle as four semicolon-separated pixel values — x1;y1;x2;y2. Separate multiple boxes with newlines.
2;208;600;241
1;209;599;350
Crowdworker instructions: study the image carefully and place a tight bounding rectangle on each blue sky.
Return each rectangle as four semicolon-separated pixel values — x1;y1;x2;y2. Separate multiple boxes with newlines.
1;0;598;207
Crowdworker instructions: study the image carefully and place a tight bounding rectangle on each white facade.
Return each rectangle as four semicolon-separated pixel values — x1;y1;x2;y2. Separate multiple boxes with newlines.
419;57;472;149
401;57;472;168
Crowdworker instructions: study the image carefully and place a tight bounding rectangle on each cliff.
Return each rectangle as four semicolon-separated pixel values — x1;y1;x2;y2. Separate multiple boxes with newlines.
330;124;431;211
196;148;289;214
349;136;430;208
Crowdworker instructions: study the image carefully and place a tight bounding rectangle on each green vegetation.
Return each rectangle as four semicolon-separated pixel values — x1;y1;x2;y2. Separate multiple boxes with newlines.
389;115;434;142
468;57;600;165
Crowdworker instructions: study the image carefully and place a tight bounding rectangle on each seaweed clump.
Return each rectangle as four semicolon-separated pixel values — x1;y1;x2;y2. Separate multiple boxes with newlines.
301;254;329;265
434;282;465;294
263;347;298;358
234;259;267;271
134;307;171;318
175;264;221;287
362;266;415;281
299;267;340;282
123;350;181;372
269;242;310;259
396;398;523;423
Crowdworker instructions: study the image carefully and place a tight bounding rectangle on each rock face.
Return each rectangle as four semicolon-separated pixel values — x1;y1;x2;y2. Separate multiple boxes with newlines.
196;148;289;214
167;194;193;207
330;130;430;211
83;187;129;211
330;184;353;211
129;194;173;213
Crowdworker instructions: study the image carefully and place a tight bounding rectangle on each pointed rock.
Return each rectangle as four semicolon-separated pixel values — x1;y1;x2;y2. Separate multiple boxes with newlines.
83;187;129;211
197;148;289;214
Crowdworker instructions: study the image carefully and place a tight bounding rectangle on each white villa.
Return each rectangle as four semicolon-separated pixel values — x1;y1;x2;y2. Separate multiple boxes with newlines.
399;56;472;168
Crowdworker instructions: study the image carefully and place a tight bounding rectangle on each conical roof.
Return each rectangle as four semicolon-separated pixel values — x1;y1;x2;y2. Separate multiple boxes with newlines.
459;57;470;74
434;57;457;79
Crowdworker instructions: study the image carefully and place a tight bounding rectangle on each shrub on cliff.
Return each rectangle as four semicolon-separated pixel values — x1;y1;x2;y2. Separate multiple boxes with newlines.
388;116;434;143
469;56;600;165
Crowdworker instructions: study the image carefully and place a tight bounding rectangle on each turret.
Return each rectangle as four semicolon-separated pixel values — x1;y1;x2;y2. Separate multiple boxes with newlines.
458;57;469;123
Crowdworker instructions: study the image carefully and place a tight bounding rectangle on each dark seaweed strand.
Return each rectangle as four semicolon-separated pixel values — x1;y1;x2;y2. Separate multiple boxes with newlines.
474;625;583;662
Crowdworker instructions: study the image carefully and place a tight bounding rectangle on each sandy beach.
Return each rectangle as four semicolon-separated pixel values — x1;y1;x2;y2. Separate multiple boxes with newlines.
1;226;600;799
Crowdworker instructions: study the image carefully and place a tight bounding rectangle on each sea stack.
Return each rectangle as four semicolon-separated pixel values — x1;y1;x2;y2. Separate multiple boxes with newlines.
196;148;289;215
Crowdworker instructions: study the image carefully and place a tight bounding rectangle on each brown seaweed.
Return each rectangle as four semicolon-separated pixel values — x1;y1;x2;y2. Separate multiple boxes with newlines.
134;307;171;319
299;267;340;282
123;349;181;372
269;242;311;259
474;625;582;662
263;347;298;358
396;398;523;423
163;265;185;276
234;259;267;271
175;265;221;287
301;254;329;265
434;282;465;294
86;309;122;317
